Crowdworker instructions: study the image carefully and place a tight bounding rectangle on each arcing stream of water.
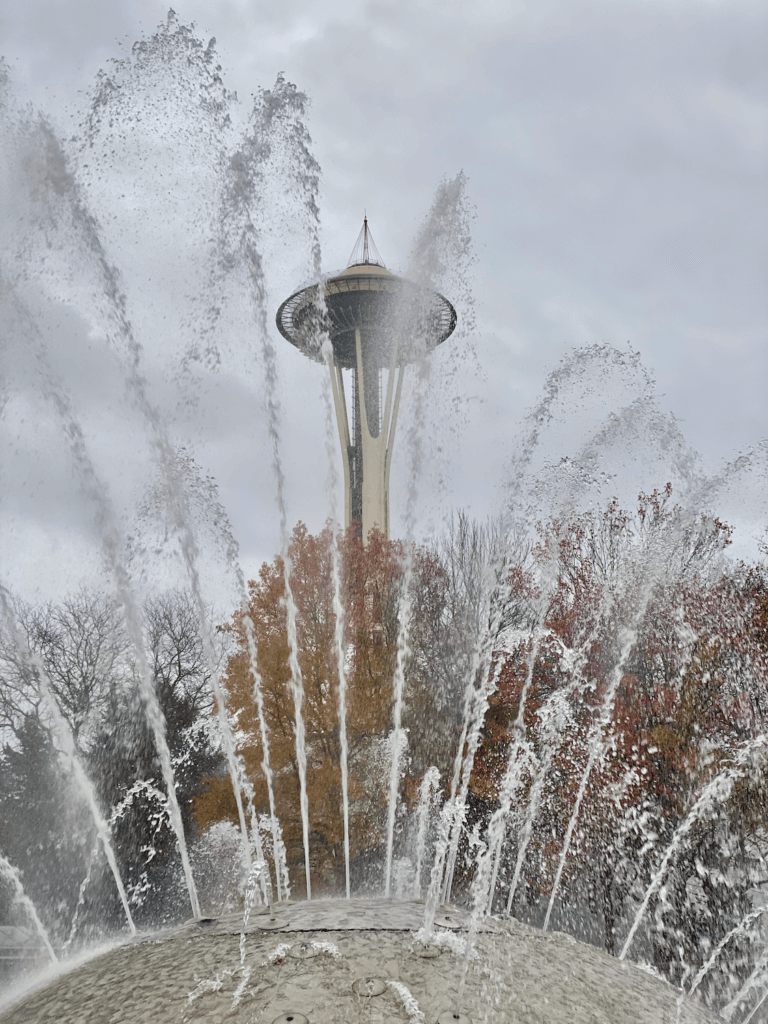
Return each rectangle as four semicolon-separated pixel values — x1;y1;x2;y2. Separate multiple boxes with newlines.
384;178;477;899
4;23;326;910
321;342;352;899
383;377;422;898
0;854;57;964
215;78;323;900
413;766;441;898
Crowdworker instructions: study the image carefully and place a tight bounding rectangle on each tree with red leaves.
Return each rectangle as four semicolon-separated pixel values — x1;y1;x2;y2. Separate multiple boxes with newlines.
470;487;768;1000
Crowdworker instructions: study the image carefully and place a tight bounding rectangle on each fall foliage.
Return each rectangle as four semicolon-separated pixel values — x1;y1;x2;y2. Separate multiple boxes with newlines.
466;487;768;993
193;522;471;892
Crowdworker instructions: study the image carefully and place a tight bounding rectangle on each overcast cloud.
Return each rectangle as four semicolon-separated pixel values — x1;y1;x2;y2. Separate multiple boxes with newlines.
0;0;766;604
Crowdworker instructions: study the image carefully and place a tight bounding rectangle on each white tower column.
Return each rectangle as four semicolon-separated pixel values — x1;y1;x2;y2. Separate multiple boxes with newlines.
327;357;353;528
327;329;404;541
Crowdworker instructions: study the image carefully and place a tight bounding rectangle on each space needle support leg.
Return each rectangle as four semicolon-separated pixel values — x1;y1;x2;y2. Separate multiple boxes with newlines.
380;346;402;539
354;329;369;442
355;327;389;540
383;364;405;536
326;353;352;530
381;347;397;444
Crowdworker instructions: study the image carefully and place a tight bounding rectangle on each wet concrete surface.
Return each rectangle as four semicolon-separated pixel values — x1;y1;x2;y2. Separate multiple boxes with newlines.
0;899;722;1024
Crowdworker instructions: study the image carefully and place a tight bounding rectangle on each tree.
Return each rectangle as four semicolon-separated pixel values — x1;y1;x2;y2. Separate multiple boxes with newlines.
194;522;473;893
0;588;222;937
467;487;767;1002
86;592;222;926
0;592;129;750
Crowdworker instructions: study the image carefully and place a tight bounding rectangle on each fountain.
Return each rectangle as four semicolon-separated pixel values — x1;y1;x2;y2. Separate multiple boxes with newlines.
1;12;767;1024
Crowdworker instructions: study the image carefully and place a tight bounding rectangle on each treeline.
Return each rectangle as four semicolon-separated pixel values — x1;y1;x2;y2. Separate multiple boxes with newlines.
2;490;768;1012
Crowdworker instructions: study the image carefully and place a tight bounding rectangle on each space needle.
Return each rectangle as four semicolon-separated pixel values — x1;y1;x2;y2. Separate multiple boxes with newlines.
276;218;456;540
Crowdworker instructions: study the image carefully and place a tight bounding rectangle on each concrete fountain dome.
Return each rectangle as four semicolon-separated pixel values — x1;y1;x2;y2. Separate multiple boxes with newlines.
0;899;722;1024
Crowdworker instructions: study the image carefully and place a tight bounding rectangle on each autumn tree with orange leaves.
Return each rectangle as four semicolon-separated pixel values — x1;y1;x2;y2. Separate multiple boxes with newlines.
193;521;474;892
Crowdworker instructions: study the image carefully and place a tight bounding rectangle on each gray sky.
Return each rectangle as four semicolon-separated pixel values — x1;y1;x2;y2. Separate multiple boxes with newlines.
1;0;766;604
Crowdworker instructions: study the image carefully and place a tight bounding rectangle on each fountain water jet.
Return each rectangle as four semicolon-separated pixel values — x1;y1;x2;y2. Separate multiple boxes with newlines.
215;97;321;900
0;854;57;964
620;740;768;961
413;766;440;898
1;279;200;920
321;343;352;899
543;620;648;931
0;22;317;925
61;842;99;954
243;620;288;900
383;403;421;895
